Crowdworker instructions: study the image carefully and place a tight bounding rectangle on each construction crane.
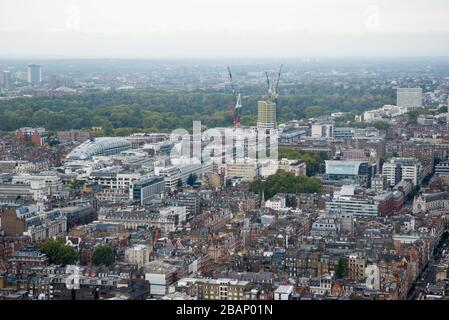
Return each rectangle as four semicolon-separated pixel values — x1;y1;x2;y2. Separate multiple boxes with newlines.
275;64;283;97
265;71;271;96
227;66;242;128
227;66;236;100
265;64;283;102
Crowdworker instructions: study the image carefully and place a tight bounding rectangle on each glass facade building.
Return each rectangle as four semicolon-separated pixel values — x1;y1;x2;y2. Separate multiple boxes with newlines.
325;160;373;187
66;138;132;160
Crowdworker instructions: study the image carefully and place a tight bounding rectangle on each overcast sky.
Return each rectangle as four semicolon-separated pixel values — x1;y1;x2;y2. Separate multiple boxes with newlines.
1;0;449;58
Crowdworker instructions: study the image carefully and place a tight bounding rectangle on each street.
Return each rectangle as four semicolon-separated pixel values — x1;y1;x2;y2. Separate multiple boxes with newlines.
408;232;449;300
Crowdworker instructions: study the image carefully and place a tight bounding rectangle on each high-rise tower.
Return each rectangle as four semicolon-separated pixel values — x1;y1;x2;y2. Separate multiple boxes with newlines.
27;64;42;85
2;71;11;89
257;100;277;129
257;65;282;130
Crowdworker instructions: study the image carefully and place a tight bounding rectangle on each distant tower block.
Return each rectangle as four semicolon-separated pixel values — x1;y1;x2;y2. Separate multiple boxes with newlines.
258;64;282;130
397;88;422;110
2;71;11;89
27;64;42;85
257;100;277;129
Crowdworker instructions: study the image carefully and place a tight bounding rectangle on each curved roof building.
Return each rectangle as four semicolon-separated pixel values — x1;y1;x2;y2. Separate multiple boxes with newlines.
325;160;369;176
324;160;373;188
66;137;132;160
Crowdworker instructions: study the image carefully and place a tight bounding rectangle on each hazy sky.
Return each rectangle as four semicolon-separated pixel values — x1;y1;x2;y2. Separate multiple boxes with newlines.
1;0;449;58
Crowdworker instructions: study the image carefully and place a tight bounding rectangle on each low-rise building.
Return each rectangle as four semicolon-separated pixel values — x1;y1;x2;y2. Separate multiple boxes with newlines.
144;260;179;297
435;161;449;177
225;160;259;182
348;253;367;281
9;247;48;267
125;244;152;267
129;175;165;205
274;285;294;300
325;185;380;216
265;194;286;211
309;276;332;295
178;278;253;300
413;192;449;214
382;158;421;187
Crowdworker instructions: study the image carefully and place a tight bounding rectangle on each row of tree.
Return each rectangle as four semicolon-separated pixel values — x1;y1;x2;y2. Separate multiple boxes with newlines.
0;85;395;132
250;170;322;200
40;238;115;266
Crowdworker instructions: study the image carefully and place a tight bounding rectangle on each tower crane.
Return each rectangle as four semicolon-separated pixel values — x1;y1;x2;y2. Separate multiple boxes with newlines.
265;64;283;102
227;66;242;128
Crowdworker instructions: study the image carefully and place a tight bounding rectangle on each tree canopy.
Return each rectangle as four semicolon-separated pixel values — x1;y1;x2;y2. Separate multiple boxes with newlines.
250;170;322;200
0;85;395;133
187;173;198;186
91;245;115;266
407;108;433;124
278;147;328;176
335;257;348;279
40;238;78;265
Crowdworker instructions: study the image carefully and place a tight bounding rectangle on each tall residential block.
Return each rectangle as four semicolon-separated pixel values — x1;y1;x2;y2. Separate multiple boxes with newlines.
257;100;276;129
3;71;11;89
397;88;422;109
27;64;42;84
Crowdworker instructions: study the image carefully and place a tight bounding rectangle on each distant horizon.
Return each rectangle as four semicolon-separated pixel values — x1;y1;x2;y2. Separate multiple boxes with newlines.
2;0;449;58
1;56;449;62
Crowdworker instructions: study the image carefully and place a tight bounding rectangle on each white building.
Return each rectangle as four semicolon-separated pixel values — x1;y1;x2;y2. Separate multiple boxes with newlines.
397;88;422;109
12;174;63;194
365;264;380;290
157;163;212;191
160;206;188;225
362;105;408;122
274;285;293;300
311;214;339;237
261;215;276;226
382;158;420;186
265;195;286;211
259;160;279;178
125;244;152;267
435;161;449;177
371;174;388;192
325;185;379;216
278;158;307;177
24;212;67;242
89;170;141;190
311;123;333;138
225;160;259;182
66;137;132;160
332;127;355;140
0;160;35;174
144;261;179;296
417;115;434;126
